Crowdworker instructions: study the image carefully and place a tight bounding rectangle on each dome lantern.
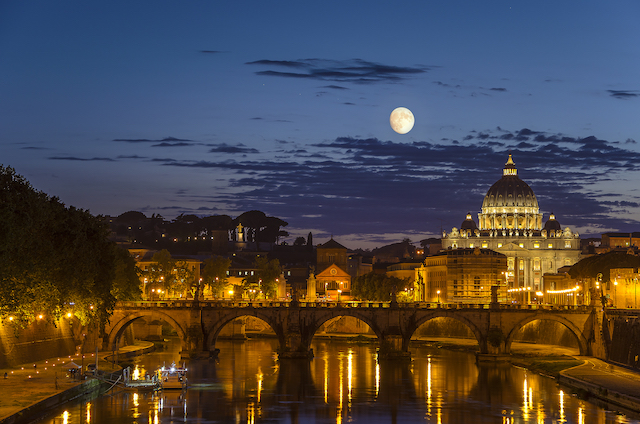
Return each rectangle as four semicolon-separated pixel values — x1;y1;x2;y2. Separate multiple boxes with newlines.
478;154;542;231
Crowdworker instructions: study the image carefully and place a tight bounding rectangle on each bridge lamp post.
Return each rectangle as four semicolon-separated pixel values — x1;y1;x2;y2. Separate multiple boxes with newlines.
614;280;618;308
337;289;342;302
436;290;441;304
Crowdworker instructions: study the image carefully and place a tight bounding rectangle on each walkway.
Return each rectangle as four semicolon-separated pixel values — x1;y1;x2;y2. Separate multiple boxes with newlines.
0;342;152;422
560;357;640;412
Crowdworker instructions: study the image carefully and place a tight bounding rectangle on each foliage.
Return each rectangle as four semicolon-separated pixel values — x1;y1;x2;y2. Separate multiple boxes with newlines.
245;256;282;299
110;246;142;301
235;210;289;244
351;272;411;302
146;249;196;297
0;165;139;327
202;255;231;298
568;251;640;281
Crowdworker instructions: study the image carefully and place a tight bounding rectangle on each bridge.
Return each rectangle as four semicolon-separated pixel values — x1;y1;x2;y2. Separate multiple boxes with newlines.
104;300;608;361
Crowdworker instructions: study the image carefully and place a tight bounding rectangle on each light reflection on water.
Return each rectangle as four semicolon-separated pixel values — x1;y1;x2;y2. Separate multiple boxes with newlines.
42;338;639;424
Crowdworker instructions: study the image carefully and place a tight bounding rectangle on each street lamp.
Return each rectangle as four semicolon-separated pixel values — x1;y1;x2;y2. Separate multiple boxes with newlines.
614;280;618;308
436;290;441;304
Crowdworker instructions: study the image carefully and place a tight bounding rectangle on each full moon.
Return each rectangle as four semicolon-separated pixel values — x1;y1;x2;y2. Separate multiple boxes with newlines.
389;107;415;134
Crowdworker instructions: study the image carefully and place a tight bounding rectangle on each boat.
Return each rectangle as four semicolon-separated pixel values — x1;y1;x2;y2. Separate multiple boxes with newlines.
121;366;162;391
160;362;188;390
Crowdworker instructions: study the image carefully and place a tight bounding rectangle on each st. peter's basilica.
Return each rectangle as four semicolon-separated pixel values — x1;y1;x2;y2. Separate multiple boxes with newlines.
441;154;581;292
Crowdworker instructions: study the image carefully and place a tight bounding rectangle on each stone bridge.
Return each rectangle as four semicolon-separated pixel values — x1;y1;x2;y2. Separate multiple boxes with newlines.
104;300;608;361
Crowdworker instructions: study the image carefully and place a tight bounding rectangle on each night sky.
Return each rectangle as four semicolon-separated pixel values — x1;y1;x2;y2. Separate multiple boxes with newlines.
2;1;639;249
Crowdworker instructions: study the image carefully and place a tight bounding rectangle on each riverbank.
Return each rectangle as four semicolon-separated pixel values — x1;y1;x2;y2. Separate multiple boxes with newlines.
0;341;154;424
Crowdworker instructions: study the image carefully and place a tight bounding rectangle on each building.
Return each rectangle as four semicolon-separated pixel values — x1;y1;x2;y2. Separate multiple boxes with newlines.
312;238;352;301
414;248;507;303
602;233;640;250
442;154;581;293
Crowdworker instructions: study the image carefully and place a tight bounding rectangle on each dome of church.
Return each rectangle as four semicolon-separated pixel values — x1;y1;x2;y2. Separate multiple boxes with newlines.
477;154;542;231
460;213;478;231
544;213;562;232
481;154;539;211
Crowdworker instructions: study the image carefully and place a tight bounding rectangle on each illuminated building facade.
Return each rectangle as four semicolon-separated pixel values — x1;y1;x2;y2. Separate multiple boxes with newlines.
313;238;351;301
414;248;507;303
442;155;581;293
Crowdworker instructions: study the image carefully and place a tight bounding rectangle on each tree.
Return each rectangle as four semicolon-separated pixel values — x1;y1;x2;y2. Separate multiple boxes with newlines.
0;166;139;327
202;256;231;298
252;256;282;299
351;272;411;302
569;251;640;281
148;249;176;296
293;237;306;246
234;210;289;244
111;246;142;301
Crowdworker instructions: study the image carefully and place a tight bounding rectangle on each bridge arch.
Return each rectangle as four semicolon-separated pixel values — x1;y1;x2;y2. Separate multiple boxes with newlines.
107;311;188;353
409;310;485;352
305;310;384;342
505;314;588;356
204;310;282;354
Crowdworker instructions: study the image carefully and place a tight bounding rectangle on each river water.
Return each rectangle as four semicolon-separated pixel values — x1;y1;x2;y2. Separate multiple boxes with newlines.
40;337;639;424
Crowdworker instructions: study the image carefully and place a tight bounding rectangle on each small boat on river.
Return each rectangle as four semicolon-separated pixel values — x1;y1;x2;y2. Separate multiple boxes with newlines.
122;366;162;391
160;362;188;390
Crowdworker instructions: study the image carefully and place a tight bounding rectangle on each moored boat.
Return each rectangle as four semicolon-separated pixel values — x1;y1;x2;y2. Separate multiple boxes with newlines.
160;362;188;390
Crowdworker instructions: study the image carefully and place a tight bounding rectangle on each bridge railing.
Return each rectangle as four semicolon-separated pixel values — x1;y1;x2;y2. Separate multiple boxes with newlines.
116;300;593;312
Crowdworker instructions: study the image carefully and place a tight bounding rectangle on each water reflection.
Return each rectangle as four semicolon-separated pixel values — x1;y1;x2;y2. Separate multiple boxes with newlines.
42;337;640;424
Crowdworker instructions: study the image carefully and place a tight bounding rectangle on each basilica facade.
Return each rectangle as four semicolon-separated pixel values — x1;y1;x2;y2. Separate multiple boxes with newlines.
441;154;581;293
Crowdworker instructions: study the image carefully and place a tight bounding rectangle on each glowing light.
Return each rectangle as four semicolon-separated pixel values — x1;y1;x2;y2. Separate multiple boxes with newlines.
257;368;263;404
63;410;69;424
86;402;91;423
37;314;43;320
547;286;580;294
66;312;72;318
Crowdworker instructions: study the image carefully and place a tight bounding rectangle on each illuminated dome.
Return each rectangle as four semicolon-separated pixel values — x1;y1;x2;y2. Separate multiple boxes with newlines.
460;213;478;236
544;213;562;233
478;154;542;231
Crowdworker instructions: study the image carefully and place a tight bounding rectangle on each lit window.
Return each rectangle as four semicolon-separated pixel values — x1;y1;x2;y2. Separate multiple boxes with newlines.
519;243;524;248
548;243;553;249
497;243;503;248
533;242;539;249
565;241;571;248
482;242;488;248
469;243;474;248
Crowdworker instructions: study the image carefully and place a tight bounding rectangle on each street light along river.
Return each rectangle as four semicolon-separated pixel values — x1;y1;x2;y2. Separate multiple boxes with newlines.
41;337;639;423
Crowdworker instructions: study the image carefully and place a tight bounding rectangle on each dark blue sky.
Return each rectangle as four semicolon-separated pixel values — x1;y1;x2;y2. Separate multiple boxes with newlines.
1;1;639;249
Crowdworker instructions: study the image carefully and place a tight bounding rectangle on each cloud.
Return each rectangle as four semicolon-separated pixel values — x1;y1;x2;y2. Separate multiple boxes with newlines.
490;87;507;92
608;90;639;99
113;136;192;143
200;50;223;54
152;142;195;147
48;156;115;161
208;143;259;154
147;128;640;239
247;58;431;83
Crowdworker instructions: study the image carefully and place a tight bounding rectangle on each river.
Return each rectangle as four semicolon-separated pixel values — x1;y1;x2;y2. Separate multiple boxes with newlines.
39;337;639;424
